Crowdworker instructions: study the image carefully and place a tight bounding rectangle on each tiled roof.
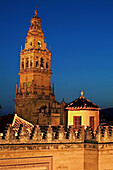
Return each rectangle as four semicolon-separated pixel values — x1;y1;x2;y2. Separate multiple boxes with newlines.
66;91;99;110
12;114;34;133
0;114;34;133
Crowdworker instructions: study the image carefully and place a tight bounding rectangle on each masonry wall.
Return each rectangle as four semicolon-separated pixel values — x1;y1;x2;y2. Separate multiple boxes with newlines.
1;125;113;169
0;143;84;170
1;143;113;170
84;143;98;170
98;143;113;170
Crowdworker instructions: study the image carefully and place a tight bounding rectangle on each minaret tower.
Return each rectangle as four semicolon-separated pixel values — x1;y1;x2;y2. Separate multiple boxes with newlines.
15;8;65;125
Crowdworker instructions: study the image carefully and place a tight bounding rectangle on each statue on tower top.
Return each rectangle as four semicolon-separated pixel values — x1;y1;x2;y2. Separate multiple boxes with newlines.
35;7;37;16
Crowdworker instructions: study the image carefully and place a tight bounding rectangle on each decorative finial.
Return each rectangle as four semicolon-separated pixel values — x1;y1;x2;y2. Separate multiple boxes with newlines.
81;90;83;97
35;7;37;16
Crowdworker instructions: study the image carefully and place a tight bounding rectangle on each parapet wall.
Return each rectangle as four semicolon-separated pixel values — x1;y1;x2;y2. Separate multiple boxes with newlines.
1;124;113;144
0;125;113;170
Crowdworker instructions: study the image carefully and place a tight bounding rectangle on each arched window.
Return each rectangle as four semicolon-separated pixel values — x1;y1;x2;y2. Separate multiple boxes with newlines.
46;62;48;70
30;41;32;46
22;62;24;69
26;58;29;68
40;58;44;68
38;41;41;47
35;60;38;67
30;60;33;67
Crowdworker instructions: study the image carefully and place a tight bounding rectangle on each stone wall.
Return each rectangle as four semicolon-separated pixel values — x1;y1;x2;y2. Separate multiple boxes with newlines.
0;125;113;170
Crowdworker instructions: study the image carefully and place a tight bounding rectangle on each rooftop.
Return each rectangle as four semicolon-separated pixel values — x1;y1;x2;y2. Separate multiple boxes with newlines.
66;90;99;110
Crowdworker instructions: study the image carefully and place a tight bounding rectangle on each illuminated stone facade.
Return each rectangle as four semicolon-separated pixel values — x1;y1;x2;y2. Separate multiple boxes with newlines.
65;91;100;132
1;124;113;170
14;8;65;125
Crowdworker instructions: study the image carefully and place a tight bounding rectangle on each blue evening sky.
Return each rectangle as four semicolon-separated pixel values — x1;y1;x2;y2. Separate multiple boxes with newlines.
0;0;113;115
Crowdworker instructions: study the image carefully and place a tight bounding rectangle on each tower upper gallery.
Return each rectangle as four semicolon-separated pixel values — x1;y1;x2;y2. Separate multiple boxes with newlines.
24;7;47;51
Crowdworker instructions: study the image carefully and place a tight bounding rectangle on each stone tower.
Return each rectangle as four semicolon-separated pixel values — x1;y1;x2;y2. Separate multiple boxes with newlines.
15;7;65;125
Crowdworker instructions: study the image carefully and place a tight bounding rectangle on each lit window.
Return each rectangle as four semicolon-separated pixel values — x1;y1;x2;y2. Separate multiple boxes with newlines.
38;41;41;47
28;82;31;86
73;116;81;131
23;82;25;87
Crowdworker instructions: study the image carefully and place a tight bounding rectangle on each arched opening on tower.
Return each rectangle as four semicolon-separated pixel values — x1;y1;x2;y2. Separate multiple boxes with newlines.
40;58;44;69
38;41;41;47
26;58;29;68
35;60;38;68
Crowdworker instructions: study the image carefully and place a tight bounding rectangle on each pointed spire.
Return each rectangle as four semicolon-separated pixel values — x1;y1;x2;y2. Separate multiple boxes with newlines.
35;7;38;16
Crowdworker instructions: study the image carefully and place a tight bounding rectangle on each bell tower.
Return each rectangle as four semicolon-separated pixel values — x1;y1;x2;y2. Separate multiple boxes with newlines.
15;8;65;125
19;7;51;96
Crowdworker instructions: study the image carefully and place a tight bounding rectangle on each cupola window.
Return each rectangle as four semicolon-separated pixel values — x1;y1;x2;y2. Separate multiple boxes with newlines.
73;116;81;131
38;41;41;47
90;116;94;131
